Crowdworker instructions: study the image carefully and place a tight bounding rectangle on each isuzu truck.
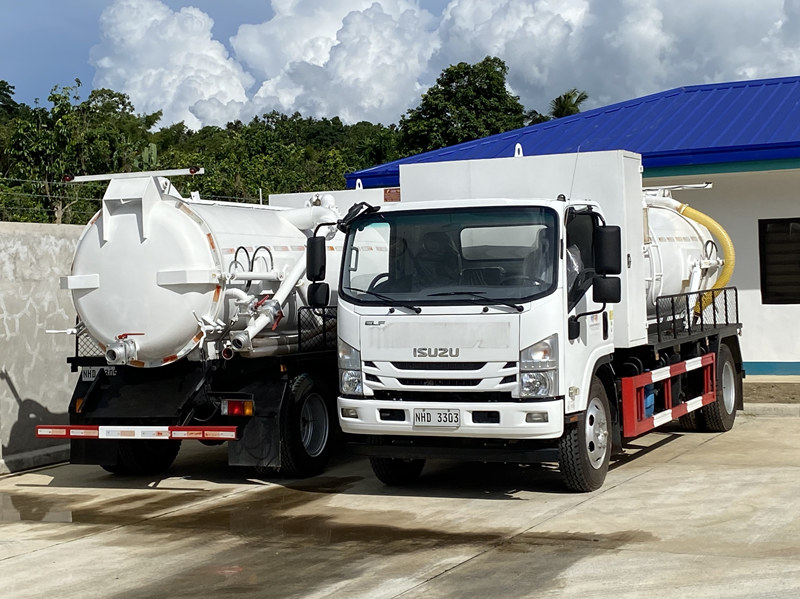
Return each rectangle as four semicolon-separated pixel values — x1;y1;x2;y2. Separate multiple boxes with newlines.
318;149;742;492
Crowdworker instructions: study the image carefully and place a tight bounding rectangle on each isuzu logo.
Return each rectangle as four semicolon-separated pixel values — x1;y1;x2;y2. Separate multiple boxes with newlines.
413;347;460;358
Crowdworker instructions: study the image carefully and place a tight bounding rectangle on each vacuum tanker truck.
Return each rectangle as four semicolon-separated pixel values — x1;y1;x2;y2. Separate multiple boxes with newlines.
311;149;743;492
37;168;350;476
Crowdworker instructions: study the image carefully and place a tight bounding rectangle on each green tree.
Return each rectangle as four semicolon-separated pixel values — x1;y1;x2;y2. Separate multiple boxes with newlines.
5;81;159;223
398;56;525;155
548;88;589;119
0;80;18;121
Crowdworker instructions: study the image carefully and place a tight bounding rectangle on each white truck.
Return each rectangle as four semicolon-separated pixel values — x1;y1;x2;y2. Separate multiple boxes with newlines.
37;168;351;476
314;149;742;492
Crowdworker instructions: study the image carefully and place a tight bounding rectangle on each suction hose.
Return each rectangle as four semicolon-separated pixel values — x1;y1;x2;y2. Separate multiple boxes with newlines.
677;204;735;290
677;204;735;315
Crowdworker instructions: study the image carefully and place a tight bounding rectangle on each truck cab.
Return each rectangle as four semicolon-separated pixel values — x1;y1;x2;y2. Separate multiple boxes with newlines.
336;196;622;487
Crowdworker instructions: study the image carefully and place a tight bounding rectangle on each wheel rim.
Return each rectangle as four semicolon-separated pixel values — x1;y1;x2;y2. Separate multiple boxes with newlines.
584;396;609;470
721;360;736;414
300;392;329;458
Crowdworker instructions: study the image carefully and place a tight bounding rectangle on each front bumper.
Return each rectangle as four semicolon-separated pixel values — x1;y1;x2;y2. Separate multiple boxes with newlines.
338;396;564;439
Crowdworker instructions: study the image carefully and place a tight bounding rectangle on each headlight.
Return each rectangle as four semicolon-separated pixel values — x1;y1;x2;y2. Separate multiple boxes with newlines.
519;334;558;398
338;339;363;396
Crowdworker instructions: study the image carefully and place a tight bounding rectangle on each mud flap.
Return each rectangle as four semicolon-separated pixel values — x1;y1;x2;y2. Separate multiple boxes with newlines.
228;415;282;468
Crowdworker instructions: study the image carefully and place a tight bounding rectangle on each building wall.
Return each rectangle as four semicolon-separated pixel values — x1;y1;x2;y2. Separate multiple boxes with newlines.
646;167;800;373
0;222;82;473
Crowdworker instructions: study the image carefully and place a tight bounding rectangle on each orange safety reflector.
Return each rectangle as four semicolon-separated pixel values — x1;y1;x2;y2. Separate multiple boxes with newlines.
36;426;100;438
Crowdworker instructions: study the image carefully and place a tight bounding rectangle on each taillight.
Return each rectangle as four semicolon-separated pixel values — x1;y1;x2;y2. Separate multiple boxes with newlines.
221;399;254;417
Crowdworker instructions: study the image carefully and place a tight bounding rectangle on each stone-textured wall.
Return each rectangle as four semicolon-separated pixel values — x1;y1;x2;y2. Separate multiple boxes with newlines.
0;222;83;473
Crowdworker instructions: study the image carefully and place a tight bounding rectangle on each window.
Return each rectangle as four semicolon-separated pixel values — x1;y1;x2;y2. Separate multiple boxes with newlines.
565;208;597;310
759;218;800;304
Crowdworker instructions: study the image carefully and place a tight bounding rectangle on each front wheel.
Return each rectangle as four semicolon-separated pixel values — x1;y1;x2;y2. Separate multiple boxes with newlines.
559;376;611;492
279;374;334;478
369;457;425;486
703;343;740;432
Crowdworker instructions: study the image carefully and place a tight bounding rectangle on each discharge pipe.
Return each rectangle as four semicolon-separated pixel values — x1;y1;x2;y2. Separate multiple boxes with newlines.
229;205;338;351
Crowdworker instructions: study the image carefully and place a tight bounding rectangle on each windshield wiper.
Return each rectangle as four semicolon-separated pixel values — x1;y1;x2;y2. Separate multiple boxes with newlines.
344;287;422;313
428;290;524;312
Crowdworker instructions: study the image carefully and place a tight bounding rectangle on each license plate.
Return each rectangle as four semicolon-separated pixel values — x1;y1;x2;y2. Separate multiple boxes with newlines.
81;366;117;382
413;408;460;428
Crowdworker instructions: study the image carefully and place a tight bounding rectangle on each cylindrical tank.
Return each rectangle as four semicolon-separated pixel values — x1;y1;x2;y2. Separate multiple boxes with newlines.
643;200;721;319
66;176;339;367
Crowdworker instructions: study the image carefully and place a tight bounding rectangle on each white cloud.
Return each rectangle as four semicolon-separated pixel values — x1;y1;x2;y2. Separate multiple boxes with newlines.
235;1;439;124
90;0;254;129
90;0;800;130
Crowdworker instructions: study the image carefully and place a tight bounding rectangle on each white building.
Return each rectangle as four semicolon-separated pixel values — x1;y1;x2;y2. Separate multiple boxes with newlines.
347;76;800;376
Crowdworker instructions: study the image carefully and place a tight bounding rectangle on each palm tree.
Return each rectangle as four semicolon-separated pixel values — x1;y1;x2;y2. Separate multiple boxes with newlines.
549;88;589;119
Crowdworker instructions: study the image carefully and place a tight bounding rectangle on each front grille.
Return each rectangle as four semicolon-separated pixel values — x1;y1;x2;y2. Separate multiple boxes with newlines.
373;390;514;403
391;362;486;371
396;378;481;387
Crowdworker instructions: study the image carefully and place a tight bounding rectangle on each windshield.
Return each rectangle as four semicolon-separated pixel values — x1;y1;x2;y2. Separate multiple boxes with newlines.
341;206;558;306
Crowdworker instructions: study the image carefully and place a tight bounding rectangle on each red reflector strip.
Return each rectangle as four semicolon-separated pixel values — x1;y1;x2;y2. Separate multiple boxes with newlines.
170;427;238;440
36;425;238;441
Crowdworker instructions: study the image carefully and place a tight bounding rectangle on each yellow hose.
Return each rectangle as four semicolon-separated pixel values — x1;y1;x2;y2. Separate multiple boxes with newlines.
678;204;735;314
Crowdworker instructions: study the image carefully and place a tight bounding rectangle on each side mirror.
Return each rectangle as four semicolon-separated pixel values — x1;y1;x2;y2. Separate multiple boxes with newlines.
307;282;330;307
593;275;621;304
595;226;621;275
568;316;581;341
307;236;326;282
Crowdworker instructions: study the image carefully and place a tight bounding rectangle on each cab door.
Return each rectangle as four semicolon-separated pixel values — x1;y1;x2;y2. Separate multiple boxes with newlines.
561;206;616;414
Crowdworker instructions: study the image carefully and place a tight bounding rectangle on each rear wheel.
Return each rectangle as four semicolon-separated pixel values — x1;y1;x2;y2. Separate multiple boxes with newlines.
370;457;425;486
102;440;181;475
678;410;704;431
703;343;740;432
279;374;333;478
559;376;611;492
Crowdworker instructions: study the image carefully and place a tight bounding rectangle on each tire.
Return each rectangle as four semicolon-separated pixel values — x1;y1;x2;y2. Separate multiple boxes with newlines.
559;376;611;492
369;457;425;486
678;410;704;431
102;440;181;475
279;373;333;478
703;343;740;432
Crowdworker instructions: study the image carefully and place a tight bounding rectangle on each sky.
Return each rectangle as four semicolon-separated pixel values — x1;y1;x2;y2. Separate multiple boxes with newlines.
2;0;800;131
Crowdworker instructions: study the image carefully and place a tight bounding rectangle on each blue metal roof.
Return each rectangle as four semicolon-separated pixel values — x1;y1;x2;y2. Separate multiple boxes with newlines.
346;75;800;188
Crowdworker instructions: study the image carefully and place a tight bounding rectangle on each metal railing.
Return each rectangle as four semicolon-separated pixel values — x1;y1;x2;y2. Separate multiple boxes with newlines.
652;287;739;344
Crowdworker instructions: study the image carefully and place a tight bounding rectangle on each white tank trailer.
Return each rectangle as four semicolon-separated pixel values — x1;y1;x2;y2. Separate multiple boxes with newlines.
38;168;345;476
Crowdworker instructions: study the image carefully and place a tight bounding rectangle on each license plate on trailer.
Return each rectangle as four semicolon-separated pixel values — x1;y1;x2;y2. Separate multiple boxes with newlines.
413;408;460;428
81;366;117;381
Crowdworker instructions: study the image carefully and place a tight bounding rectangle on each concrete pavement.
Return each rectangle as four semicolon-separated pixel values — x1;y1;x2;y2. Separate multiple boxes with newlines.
0;411;798;598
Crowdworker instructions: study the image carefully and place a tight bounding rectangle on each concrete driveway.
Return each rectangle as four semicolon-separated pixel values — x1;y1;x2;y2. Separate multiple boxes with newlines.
1;412;798;598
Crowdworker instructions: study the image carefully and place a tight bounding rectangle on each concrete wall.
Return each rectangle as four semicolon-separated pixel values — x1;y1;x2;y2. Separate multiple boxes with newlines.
0;222;83;473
